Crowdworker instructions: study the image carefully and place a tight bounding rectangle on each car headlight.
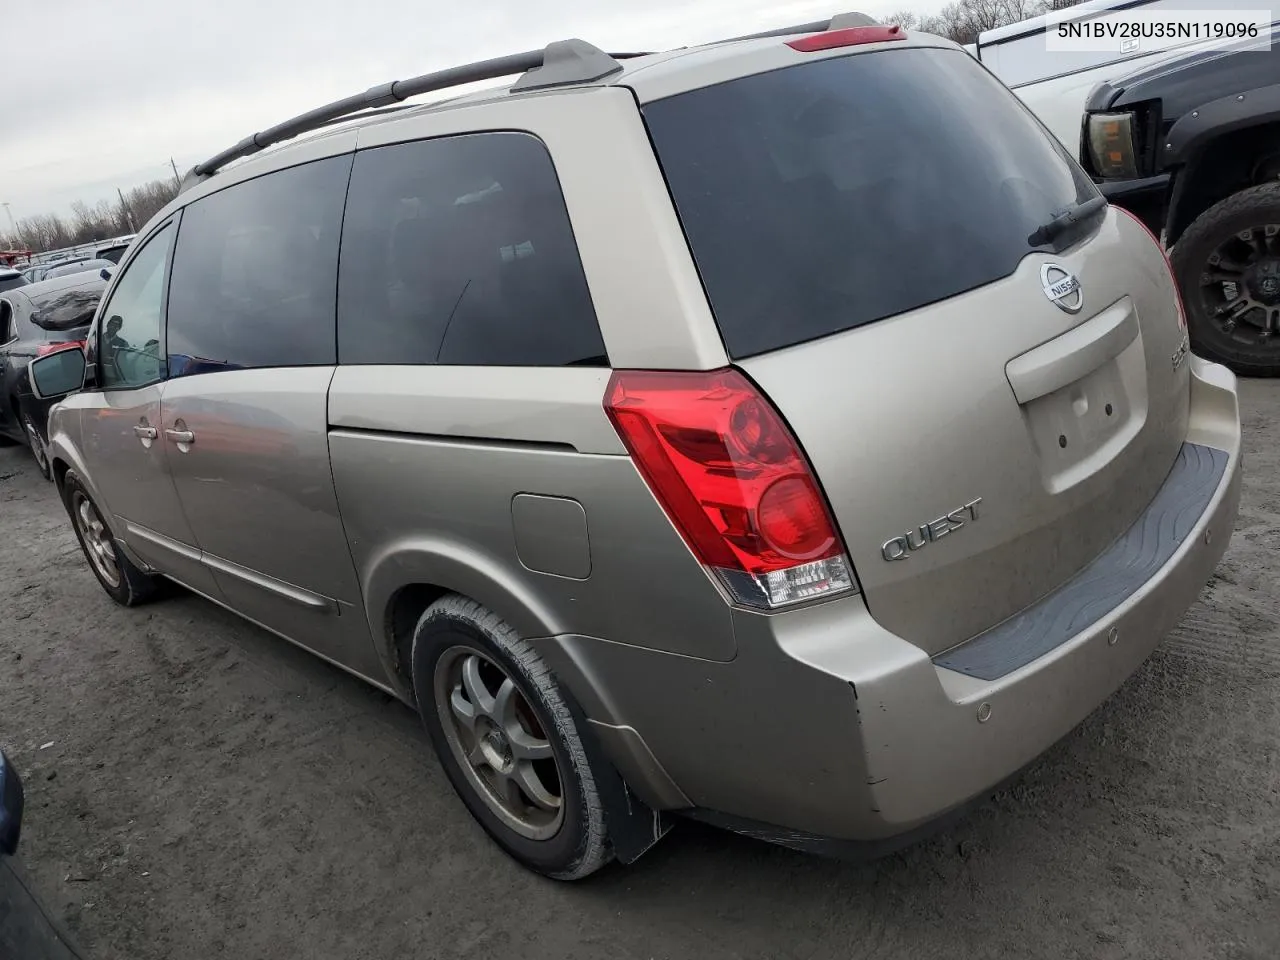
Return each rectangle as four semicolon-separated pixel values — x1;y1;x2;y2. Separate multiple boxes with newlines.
1087;111;1139;179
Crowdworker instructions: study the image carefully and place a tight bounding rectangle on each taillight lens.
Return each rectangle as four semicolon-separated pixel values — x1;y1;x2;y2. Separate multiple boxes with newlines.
787;24;905;52
605;368;856;609
37;340;86;357
1114;206;1187;333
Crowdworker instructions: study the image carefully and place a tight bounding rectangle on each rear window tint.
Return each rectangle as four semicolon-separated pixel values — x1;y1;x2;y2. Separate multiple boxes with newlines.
337;132;606;367
167;155;351;376
643;47;1099;360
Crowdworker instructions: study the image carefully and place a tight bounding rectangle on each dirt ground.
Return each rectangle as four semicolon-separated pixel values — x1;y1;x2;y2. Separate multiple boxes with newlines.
1;384;1278;960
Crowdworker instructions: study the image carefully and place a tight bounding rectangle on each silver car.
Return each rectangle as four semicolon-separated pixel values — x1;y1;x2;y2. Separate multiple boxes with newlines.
28;16;1242;880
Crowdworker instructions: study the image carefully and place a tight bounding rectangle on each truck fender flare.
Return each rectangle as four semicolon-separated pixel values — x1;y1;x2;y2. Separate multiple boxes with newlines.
1163;82;1280;168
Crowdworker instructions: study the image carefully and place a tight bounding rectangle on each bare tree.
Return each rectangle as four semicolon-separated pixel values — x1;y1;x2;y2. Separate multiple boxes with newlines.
887;0;1054;43
930;0;1050;43
13;177;180;253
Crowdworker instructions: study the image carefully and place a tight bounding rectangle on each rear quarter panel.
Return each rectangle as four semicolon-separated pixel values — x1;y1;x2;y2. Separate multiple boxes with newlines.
327;367;738;689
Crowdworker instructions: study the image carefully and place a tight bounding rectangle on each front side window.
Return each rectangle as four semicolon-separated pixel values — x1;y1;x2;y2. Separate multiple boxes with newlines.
337;132;606;367
166;155;351;377
98;224;175;390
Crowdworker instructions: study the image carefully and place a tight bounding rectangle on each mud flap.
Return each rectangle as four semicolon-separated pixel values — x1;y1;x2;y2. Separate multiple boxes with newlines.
560;684;672;865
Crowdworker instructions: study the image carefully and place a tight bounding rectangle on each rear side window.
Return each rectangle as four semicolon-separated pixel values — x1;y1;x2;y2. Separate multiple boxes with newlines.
338;132;606;367
166;155;352;376
643;47;1099;360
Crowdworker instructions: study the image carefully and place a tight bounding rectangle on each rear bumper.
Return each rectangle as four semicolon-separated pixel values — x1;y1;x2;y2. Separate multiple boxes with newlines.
538;355;1241;844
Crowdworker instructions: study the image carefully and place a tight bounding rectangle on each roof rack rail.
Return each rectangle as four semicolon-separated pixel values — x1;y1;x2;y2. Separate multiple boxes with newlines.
722;11;879;43
180;39;644;191
180;13;882;192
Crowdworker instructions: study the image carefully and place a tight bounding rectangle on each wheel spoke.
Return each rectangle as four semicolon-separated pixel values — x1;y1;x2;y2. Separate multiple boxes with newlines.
450;685;478;731
460;655;495;716
1202;271;1243;285
512;761;561;812
492;678;518;727
1220;296;1259;320
508;726;553;761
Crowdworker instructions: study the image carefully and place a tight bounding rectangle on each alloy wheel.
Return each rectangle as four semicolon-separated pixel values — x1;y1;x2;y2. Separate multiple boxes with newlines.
71;491;121;588
22;413;49;476
1198;223;1280;347
433;645;564;841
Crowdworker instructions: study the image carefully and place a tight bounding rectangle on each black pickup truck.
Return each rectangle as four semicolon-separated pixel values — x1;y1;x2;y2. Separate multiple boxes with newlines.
1080;23;1280;376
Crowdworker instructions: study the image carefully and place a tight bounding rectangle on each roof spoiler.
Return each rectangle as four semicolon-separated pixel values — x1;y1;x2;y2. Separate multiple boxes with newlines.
179;12;880;191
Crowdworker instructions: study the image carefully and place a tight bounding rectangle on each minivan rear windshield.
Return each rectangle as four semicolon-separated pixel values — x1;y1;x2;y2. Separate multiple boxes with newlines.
642;47;1100;360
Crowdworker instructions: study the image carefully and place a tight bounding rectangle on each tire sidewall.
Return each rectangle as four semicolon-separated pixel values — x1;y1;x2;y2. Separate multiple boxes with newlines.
61;471;148;606
20;407;51;481
1172;184;1280;376
411;601;600;878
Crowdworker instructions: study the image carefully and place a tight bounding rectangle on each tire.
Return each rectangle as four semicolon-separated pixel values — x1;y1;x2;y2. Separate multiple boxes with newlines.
1170;181;1280;376
19;406;51;482
411;595;613;880
61;471;161;607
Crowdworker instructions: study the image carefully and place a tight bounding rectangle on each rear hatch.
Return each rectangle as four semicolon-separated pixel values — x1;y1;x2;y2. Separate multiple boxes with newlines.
642;40;1190;654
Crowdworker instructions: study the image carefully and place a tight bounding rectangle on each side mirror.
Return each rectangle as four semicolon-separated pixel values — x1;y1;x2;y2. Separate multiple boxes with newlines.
100;268;112;281
28;346;87;400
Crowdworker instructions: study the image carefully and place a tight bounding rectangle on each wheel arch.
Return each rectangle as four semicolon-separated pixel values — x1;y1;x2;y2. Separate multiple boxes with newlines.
1165;86;1280;246
361;537;566;704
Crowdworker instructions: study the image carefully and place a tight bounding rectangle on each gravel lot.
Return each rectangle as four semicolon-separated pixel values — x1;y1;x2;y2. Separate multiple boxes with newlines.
1;382;1278;960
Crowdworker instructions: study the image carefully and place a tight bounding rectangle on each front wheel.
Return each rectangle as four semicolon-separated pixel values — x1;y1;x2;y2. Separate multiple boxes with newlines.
20;406;51;482
412;595;613;880
62;471;161;606
1171;181;1280;376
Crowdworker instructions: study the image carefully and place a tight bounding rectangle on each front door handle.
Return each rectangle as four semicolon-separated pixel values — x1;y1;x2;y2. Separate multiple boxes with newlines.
165;428;195;444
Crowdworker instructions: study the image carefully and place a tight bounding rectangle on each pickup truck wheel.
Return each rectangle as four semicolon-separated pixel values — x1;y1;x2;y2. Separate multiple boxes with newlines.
412;595;613;880
1171;182;1280;376
62;471;161;606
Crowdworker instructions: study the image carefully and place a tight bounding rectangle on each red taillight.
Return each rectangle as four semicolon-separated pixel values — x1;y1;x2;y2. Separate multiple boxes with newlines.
37;340;86;357
1115;205;1187;333
787;24;904;52
604;368;856;609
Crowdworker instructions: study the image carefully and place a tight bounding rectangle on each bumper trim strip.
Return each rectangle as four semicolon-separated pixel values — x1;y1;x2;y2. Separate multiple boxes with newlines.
934;442;1228;681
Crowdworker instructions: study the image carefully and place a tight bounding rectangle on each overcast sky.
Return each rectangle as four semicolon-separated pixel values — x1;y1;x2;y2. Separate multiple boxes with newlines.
1;0;946;227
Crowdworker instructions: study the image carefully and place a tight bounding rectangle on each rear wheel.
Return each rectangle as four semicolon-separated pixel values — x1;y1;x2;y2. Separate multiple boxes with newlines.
20;406;51;481
411;595;612;880
62;471;161;606
1171;182;1280;376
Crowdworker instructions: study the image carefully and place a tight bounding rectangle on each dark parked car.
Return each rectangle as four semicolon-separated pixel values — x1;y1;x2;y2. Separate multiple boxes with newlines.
0;274;104;479
0;267;28;293
0;750;87;959
1081;22;1280;375
93;240;133;264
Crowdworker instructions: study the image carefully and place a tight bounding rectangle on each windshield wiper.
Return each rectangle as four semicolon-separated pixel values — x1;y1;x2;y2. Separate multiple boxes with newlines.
1028;195;1109;248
